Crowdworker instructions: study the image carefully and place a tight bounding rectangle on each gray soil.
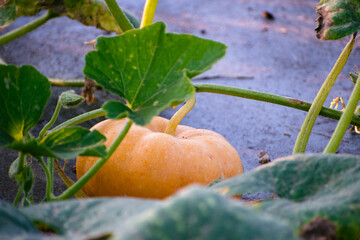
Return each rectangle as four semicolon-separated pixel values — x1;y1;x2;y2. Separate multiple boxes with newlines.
1;0;359;202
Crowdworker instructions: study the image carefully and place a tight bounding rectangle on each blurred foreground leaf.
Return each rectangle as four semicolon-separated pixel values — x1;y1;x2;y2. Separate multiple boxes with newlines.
210;154;360;239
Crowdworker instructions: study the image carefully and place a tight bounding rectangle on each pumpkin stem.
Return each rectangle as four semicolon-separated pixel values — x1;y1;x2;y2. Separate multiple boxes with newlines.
165;96;196;136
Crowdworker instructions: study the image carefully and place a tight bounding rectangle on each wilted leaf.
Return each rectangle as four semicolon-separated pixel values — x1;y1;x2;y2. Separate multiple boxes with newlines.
316;0;360;40
9;0;139;33
0;65;51;144
8;127;107;159
210;154;360;239
84;22;226;125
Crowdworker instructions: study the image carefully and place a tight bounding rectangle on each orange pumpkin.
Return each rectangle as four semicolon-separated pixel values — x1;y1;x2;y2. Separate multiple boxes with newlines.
76;116;244;198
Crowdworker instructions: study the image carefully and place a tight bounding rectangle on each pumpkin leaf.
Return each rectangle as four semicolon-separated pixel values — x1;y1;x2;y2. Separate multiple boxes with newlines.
119;187;297;240
210;154;360;239
84;22;226;125
315;0;360;40
0;0;16;27
0;200;39;238
16;187;297;239
8;127;107;159
21;197;160;239
0;65;51;144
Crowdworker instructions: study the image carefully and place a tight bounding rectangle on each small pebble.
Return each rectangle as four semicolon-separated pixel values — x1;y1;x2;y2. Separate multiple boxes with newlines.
258;150;271;164
262;11;275;20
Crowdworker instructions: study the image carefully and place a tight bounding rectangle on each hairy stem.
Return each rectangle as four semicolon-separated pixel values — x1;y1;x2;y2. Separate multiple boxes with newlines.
104;0;135;32
38;99;62;139
0;11;59;46
140;0;159;28
49;78;99;87
194;83;360;127
324;75;360;153
13;185;23;206
53;159;87;198
47;158;54;194
165;96;196;135
54;120;133;200
48;108;106;134
293;34;356;153
36;157;52;201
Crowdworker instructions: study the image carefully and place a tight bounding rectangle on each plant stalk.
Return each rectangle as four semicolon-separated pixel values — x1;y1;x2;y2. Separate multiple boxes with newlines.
38;99;62;140
140;0;159;28
0;11;59;46
194;83;360;127
47;157;54;194
13;185;23;206
54;119;133;200
104;0;135;32
36;157;52;201
324;75;360;153
165;96;196;135
293;34;356;153
16;152;25;174
47;108;106;134
49;78;100;87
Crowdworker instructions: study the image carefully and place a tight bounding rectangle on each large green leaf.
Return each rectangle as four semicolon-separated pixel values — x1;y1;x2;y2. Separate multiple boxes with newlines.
0;65;51;145
315;0;360;40
2;0;139;32
8;127;107;159
21;197;160;239
119;187;296;240
0;200;39;238
84;22;226;125
14;187;296;240
210;154;360;239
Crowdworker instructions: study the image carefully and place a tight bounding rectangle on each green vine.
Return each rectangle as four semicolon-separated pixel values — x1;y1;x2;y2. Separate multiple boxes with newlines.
194;83;360;127
293;34;356;153
324;74;360;153
0;11;59;46
104;0;135;32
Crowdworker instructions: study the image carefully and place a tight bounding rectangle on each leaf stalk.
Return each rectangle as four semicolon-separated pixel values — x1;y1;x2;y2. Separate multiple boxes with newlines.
324;74;360;153
293;34;356;153
0;11;59;46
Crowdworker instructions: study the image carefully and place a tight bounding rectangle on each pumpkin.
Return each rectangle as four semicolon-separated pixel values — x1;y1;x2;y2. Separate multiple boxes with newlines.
76;116;244;199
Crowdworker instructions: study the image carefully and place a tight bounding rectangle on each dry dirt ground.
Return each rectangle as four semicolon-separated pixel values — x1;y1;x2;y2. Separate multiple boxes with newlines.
1;0;359;202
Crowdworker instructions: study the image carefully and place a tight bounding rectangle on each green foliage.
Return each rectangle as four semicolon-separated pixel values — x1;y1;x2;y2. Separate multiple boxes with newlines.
211;154;360;239
0;188;297;239
8;127;107;159
316;0;360;40
84;22;226;125
0;0;139;32
0;200;39;238
0;0;16;26
0;64;51;143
